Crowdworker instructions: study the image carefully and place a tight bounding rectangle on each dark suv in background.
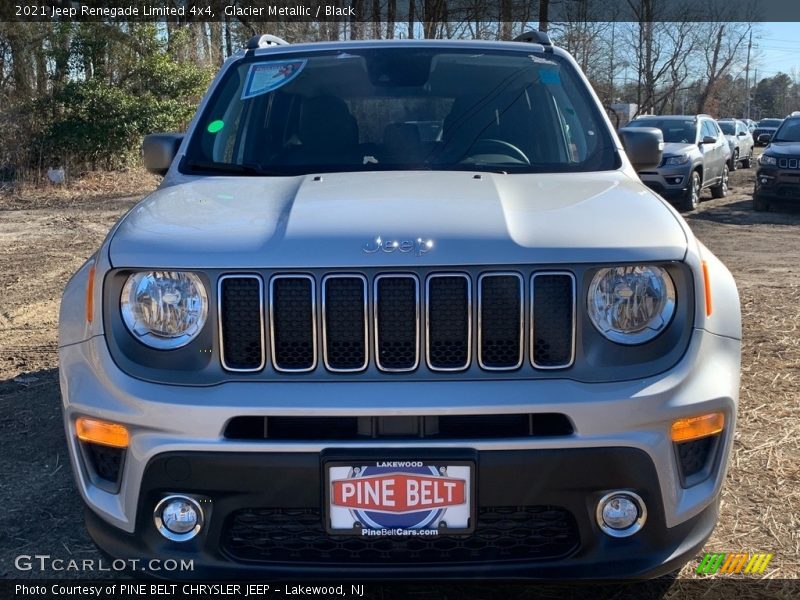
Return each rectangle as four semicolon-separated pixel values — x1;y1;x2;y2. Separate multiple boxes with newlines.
754;115;800;211
753;118;783;146
623;115;730;211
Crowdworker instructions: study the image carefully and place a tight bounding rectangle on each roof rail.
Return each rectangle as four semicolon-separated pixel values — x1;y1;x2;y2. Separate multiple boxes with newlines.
513;31;552;46
246;34;290;50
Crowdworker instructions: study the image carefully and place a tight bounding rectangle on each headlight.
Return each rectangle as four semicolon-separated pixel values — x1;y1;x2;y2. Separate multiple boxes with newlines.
588;266;676;345
121;271;208;349
662;154;689;166
759;154;777;166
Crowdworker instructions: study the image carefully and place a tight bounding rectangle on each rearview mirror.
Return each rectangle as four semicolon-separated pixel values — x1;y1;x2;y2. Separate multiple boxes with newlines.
618;127;664;172
701;135;717;145
142;133;184;176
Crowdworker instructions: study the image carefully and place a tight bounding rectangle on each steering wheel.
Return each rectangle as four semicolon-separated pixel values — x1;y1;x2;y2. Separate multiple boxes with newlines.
466;138;530;165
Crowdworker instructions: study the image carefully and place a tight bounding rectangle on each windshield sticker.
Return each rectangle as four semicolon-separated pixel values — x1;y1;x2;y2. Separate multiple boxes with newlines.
242;60;306;99
206;119;225;134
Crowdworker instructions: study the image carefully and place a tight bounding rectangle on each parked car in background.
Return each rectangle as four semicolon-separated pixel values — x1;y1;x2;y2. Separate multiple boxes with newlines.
744;118;757;133
717;119;754;170
754;113;800;211
624;114;730;211
753;118;783;146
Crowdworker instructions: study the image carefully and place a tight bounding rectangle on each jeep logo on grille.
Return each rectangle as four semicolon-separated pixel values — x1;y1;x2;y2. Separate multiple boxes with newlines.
363;236;434;256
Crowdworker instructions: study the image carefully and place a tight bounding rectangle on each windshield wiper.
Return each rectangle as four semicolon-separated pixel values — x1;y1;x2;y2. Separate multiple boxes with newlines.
182;159;286;176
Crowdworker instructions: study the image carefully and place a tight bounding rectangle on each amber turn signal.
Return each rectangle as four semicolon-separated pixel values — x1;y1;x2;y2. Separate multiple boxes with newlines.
671;412;724;442
701;260;712;317
76;417;129;448
86;262;96;323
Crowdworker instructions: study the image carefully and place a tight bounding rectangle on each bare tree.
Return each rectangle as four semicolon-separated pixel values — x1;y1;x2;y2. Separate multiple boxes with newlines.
694;20;752;113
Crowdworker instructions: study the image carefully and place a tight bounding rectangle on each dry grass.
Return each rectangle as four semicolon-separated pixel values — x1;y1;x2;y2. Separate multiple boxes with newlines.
695;284;800;576
0;168;159;210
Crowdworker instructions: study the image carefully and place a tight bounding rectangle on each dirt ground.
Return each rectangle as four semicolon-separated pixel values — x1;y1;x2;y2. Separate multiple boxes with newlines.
0;162;798;593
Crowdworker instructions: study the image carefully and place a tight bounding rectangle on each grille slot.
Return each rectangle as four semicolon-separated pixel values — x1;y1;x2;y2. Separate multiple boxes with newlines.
224;414;574;441
222;505;579;565
426;274;471;371
218;275;265;372
374;275;419;372
322;275;368;372
478;273;523;370
531;273;576;369
269;275;316;372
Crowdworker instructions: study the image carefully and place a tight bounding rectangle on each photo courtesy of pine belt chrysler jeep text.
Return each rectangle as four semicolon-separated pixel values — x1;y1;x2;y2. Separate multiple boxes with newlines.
58;32;741;579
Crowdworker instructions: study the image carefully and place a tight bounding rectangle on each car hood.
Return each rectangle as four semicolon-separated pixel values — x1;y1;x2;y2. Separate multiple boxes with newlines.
662;142;697;157
766;141;800;155
109;171;687;268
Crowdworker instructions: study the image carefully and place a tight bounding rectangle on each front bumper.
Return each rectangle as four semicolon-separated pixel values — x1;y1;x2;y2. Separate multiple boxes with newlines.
60;328;739;578
755;166;800;201
86;449;721;579
637;166;692;200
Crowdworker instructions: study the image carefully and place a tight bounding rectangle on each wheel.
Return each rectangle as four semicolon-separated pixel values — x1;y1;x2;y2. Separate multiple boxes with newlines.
678;170;701;211
753;189;769;211
711;164;729;198
729;150;738;171
741;150;752;169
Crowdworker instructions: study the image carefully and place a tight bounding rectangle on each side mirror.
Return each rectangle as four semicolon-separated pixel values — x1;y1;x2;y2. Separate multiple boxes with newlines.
737;131;746;137
701;135;717;145
142;133;184;176
619;127;664;172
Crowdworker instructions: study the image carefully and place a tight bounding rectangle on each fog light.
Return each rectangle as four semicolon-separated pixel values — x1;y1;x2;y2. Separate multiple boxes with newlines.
596;491;646;537
667;176;683;185
154;495;204;541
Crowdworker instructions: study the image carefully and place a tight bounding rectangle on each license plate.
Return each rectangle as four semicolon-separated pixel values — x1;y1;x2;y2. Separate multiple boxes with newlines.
325;460;474;536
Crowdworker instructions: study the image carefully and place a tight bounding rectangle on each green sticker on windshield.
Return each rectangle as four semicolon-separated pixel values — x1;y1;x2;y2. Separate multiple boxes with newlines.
207;120;225;134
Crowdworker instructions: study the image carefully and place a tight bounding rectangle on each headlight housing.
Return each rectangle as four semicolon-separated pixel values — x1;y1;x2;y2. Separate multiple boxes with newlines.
588;266;676;345
121;271;208;349
662;154;689;166
759;154;777;166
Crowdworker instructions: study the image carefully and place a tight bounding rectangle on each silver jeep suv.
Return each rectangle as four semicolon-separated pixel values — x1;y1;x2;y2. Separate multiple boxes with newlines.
624;115;731;212
59;33;741;579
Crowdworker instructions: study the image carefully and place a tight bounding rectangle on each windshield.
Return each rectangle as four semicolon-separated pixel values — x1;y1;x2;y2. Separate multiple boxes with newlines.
759;119;782;127
771;119;800;143
626;118;696;144
183;47;616;176
718;122;736;135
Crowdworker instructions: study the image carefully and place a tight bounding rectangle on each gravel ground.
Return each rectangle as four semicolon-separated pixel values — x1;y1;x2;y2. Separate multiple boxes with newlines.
0;162;798;596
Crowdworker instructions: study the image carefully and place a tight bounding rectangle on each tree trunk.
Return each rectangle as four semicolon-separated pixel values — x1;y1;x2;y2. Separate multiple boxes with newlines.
539;0;549;33
387;0;396;39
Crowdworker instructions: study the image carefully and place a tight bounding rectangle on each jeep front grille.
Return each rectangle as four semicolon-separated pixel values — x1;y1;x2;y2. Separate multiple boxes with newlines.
426;274;471;371
218;270;575;374
478;273;524;370
218;275;265;372
322;275;368;372
374;274;419;372
269;275;316;372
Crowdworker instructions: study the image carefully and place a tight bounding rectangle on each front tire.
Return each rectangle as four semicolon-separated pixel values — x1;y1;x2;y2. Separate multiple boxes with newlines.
679;170;701;211
711;165;729;198
753;189;769;211
741;150;752;169
729;150;738;171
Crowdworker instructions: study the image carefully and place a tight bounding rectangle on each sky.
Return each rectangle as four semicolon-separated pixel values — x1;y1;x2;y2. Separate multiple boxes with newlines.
753;22;800;80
